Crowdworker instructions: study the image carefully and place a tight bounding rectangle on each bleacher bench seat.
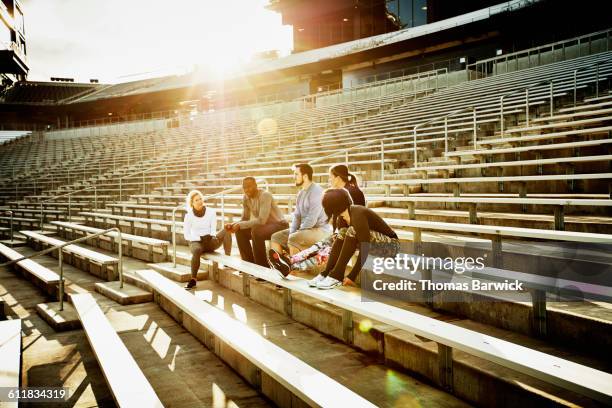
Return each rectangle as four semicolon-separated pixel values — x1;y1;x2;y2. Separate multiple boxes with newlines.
72;294;164;408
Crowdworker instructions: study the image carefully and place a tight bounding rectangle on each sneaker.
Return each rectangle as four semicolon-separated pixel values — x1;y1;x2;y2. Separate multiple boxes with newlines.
316;276;342;290
268;248;290;278
278;251;293;271
185;278;197;290
307;274;325;287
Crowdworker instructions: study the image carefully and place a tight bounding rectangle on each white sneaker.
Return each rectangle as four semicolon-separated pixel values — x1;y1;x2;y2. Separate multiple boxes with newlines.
308;274;325;287
316;276;341;290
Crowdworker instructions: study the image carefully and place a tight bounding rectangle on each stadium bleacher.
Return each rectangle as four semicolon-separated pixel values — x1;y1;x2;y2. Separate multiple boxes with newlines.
0;131;31;145
0;81;103;104
1;39;612;407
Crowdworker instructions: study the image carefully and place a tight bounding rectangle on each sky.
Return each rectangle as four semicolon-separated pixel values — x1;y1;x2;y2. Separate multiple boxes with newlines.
22;0;293;83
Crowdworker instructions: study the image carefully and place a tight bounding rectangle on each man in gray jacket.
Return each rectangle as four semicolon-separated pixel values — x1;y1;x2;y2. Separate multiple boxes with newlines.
226;177;288;267
270;163;331;258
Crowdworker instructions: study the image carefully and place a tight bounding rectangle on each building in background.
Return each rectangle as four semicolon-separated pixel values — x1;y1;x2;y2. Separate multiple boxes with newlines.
0;0;28;86
267;0;503;52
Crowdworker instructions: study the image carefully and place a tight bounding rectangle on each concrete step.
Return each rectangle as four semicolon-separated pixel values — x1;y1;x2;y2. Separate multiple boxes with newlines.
94;281;153;305
0;239;26;247
144;272;469;407
148;261;207;282
207;265;609;407
2;255;270;407
123;270;153;291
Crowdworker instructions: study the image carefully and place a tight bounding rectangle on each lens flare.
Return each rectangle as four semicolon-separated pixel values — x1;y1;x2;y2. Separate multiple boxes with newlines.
257;117;278;136
359;319;373;333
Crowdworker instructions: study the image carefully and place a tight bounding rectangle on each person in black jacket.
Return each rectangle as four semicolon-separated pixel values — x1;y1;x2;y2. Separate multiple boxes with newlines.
316;188;399;290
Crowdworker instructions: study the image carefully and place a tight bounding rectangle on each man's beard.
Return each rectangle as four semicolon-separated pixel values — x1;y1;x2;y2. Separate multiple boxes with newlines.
295;180;303;187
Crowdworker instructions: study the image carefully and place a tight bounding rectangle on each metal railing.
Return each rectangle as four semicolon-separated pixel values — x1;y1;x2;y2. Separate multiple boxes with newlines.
468;28;612;79
309;137;383;176
0;210;13;242
38;186;99;230
500;80;554;137
0;227;123;311
573;57;612;106
170;179;269;267
118;162;168;201
308;68;448;109
356;63;456;87
304;86;442;179
413;106;477;168
288;80;444;179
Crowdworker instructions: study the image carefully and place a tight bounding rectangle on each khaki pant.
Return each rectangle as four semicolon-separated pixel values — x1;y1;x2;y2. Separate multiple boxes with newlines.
271;227;332;252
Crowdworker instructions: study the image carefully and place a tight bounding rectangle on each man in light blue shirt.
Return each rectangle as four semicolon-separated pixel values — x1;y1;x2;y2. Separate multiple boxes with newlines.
270;163;331;258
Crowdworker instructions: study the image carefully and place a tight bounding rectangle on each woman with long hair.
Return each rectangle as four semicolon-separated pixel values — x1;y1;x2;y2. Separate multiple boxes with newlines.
328;164;365;206
183;190;231;289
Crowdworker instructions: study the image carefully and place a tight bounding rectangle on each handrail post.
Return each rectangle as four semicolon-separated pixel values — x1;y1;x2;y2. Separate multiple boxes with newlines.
68;195;71;223
550;81;554;117
172;207;179;268
119;178;122;202
117;229;123;288
58;250;64;311
500;96;505;137
380;140;385;181
473;107;477;148
345;150;349;166
413;128;418;168
596;62;600;98
40;203;43;230
94;186;97;210
573;70;578;106
444;117;448;154
525;88;530;127
221;193;225;225
8;211;13;243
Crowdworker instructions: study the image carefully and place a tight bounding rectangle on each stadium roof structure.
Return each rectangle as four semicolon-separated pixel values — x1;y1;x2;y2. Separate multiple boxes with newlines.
69;0;540;104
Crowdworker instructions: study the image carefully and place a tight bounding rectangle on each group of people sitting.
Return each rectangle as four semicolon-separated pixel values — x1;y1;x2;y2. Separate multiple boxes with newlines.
182;163;399;290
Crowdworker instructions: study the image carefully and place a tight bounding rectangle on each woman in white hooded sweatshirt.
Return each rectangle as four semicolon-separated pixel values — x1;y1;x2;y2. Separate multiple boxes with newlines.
184;190;231;289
